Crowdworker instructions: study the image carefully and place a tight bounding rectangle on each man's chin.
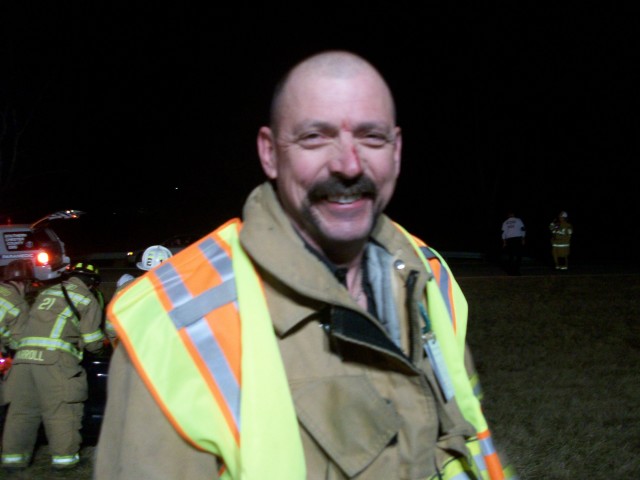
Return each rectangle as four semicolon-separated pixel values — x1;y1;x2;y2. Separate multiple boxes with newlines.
318;223;372;246
298;206;376;251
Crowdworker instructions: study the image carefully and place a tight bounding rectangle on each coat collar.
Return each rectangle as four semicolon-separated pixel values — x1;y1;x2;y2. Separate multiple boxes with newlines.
239;182;427;336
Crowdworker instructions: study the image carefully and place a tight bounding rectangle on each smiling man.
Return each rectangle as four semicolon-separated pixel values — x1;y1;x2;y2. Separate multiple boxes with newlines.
95;50;515;480
257;53;401;285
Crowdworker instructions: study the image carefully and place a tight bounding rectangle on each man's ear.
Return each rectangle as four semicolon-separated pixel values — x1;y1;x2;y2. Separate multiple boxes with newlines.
257;126;278;179
393;127;402;178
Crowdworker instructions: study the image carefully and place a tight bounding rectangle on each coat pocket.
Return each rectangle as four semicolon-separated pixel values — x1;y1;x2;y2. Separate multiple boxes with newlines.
291;375;401;478
64;367;88;403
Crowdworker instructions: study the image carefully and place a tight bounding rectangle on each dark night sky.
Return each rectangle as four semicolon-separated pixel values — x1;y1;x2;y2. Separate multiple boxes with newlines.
1;4;639;263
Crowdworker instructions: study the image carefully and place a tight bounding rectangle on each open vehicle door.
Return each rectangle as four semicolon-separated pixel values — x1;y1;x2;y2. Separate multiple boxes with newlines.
30;209;85;229
1;210;86;281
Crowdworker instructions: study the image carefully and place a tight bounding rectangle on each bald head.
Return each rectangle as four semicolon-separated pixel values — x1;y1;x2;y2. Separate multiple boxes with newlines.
257;49;402;264
270;50;396;134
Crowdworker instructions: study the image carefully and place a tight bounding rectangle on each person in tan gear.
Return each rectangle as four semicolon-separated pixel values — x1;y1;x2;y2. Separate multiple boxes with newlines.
0;260;36;433
0;260;34;352
549;211;573;270
1;262;106;471
95;50;516;479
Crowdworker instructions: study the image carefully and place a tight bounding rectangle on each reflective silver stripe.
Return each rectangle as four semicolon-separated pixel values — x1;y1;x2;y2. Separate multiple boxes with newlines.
186;313;240;427
472;451;487;472
66;290;91;306
200;237;235;281
18;337;82;359
105;321;116;336
51;453;79;466
156;261;191;307
420;246;454;325
163;237;237;329
0;298;19;317
43;288;66;299
479;435;497;456
51;313;72;338
49;286;90;339
0;326;10;337
170;280;236;329
83;328;105;343
1;453;30;465
156;235;241;429
47;288;90;307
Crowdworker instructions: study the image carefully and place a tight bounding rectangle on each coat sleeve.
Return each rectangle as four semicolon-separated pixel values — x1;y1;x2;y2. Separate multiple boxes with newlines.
93;345;221;479
79;295;106;355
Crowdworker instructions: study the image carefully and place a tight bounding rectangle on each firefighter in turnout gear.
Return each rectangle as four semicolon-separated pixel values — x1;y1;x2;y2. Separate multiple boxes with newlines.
107;245;173;347
116;244;173;292
95;50;517;479
1;262;106;471
549;211;573;270
0;260;35;352
0;260;36;433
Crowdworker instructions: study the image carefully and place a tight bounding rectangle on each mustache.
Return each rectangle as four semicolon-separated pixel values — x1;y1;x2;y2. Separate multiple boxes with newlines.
308;175;377;202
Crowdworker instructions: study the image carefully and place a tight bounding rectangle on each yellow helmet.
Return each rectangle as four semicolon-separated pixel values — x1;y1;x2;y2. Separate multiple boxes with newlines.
67;262;101;286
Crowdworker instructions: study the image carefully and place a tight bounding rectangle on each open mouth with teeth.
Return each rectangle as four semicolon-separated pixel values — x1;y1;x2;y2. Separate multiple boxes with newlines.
309;176;377;207
327;193;365;204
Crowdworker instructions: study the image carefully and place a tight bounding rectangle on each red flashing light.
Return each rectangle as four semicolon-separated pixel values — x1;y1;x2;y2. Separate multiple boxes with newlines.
36;251;50;266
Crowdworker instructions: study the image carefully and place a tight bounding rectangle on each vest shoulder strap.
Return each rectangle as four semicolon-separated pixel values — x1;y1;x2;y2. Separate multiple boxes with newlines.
109;218;304;479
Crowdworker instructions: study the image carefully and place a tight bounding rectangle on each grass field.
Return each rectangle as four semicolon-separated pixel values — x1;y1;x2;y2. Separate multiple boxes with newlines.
461;273;640;479
4;272;639;479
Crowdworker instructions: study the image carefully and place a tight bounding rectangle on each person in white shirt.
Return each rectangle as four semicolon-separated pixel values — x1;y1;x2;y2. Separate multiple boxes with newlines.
501;211;526;275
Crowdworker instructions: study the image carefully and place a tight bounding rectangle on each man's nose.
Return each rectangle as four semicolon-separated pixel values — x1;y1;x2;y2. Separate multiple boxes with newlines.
328;134;363;177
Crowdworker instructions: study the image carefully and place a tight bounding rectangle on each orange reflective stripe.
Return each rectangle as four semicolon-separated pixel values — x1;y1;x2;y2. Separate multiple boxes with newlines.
403;229;459;332
393;223;511;478
423;249;458;333
171;235;242;439
111;219;306;479
428;256;442;282
485;453;504;480
207;303;242;383
179;310;241;444
109;222;245;469
477;430;505;480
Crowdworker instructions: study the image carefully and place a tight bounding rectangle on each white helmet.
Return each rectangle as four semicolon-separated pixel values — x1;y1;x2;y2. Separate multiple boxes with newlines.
116;273;135;288
136;245;173;271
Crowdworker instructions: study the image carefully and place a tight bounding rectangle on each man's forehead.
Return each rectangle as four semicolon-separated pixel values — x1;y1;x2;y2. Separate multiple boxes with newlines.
289;69;387;96
283;79;393;119
272;56;397;132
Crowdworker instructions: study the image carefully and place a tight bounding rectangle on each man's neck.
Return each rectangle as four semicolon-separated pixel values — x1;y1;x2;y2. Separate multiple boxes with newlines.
294;227;364;267
301;236;370;309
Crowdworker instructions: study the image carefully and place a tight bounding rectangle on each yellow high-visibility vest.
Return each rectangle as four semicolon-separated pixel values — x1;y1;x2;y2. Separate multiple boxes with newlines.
395;223;517;480
109;218;516;480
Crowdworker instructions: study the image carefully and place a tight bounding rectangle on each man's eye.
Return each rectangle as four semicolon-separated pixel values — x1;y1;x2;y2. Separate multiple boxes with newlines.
297;132;328;148
301;132;322;140
361;134;389;148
